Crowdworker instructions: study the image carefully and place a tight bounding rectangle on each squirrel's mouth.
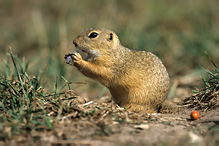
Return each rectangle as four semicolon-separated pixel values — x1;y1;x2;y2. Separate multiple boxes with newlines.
81;49;92;61
76;48;100;62
73;40;99;61
74;46;91;61
75;46;98;61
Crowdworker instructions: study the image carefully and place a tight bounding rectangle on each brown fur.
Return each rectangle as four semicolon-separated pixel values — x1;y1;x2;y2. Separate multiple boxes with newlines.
68;28;170;113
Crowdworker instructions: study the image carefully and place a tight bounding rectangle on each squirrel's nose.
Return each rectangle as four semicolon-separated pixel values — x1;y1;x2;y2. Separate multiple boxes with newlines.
73;40;78;47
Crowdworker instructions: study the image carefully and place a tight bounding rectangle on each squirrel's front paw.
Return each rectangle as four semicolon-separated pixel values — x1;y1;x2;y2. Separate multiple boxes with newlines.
72;53;82;64
65;50;78;66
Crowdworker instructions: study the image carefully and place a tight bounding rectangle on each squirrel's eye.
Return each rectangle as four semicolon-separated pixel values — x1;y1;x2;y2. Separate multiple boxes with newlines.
89;32;98;38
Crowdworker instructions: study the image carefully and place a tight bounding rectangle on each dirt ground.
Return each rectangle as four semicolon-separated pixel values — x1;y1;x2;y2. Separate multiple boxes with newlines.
1;76;219;146
49;103;218;146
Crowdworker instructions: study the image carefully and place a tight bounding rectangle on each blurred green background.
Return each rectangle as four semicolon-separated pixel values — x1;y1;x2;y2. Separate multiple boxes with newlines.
0;0;219;97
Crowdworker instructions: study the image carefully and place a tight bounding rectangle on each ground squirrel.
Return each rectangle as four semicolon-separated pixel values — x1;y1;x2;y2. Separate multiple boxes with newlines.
65;28;170;113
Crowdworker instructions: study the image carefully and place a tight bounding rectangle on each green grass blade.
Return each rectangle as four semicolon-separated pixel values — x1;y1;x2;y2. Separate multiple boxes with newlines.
54;76;58;98
9;48;27;98
200;65;217;79
61;76;71;91
205;51;219;72
201;73;210;87
5;53;10;79
45;116;53;129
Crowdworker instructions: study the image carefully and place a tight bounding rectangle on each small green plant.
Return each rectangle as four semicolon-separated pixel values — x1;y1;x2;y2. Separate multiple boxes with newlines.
181;57;219;111
0;49;53;139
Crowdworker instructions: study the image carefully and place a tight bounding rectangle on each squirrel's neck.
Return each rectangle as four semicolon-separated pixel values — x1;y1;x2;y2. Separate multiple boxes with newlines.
113;45;130;59
91;45;130;69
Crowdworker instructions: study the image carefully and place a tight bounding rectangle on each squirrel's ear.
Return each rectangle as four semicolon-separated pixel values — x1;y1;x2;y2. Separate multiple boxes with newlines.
108;33;113;41
110;33;113;40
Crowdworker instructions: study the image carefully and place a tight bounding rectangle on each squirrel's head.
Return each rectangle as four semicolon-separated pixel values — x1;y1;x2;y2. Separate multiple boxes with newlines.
73;28;120;61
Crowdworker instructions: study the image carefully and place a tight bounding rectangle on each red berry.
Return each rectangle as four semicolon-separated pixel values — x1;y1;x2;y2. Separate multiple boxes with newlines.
190;111;200;120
